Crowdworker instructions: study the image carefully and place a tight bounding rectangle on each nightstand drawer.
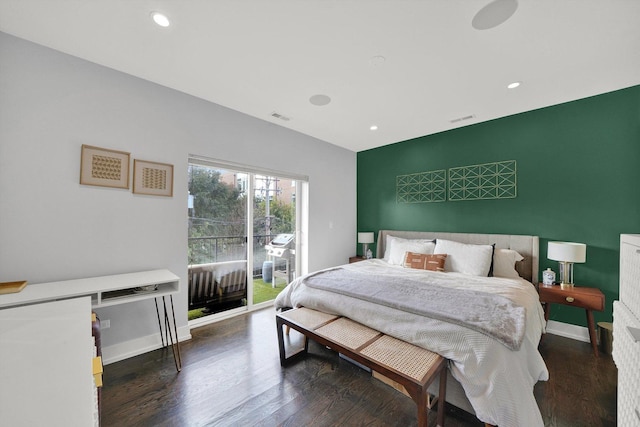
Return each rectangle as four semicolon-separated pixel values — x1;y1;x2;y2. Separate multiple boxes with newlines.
539;285;604;311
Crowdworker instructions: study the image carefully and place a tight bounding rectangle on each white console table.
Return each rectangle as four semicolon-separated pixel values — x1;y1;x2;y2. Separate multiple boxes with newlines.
0;269;182;369
0;269;181;427
0;269;179;309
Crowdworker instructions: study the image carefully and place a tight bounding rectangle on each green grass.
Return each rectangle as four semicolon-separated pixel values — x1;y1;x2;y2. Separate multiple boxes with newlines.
188;308;208;321
188;278;286;321
253;277;286;304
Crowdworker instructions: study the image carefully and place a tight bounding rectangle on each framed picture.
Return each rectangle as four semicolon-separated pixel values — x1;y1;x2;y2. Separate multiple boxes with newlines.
80;144;130;189
133;159;174;197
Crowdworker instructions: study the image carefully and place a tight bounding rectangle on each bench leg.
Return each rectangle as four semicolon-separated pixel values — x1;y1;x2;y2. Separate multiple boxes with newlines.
416;365;447;427
437;366;446;427
276;316;287;366
276;317;308;366
417;389;429;427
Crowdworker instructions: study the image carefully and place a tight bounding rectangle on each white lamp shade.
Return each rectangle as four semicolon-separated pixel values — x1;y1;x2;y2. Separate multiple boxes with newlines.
357;232;374;244
548;241;587;263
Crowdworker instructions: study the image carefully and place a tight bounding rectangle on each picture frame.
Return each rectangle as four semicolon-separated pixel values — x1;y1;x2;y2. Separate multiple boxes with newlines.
80;144;130;189
133;159;174;197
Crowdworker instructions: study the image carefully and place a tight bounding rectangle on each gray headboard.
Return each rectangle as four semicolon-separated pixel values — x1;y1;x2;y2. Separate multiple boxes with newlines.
376;230;539;283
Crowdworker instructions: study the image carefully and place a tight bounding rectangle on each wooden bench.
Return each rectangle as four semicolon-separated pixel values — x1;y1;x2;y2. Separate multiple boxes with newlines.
276;307;447;427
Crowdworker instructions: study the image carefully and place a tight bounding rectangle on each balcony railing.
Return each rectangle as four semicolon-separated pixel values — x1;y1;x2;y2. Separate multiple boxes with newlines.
188;234;285;277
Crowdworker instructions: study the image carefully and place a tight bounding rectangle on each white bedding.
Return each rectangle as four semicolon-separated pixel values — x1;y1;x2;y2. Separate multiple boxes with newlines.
275;259;549;427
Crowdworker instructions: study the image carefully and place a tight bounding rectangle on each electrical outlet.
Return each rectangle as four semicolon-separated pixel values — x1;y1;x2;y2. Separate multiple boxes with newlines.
101;319;110;329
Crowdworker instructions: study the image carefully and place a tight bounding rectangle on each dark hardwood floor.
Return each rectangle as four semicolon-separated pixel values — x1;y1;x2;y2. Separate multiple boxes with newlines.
101;307;617;426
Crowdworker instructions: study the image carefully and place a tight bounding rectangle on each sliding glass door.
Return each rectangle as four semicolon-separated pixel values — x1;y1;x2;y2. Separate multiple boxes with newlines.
187;159;303;324
188;164;248;321
252;174;297;304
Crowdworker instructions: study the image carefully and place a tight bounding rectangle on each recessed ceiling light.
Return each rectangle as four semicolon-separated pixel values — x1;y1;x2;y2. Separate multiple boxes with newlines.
309;94;331;106
507;81;521;89
151;12;170;27
370;125;378;131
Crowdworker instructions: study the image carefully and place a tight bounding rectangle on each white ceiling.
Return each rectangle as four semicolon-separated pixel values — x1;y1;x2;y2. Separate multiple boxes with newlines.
1;1;639;152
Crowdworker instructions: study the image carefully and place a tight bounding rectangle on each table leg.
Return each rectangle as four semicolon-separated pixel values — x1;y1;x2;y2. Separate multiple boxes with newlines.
586;309;599;358
154;299;166;347
539;302;550;344
543;302;550;322
155;296;182;372
168;295;183;370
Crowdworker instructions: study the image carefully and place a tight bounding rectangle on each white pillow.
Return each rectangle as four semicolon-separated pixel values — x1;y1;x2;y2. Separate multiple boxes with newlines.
383;235;407;261
433;239;494;276
492;248;524;278
385;236;436;265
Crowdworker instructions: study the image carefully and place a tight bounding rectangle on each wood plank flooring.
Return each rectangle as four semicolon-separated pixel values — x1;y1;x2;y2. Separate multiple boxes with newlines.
101;307;617;426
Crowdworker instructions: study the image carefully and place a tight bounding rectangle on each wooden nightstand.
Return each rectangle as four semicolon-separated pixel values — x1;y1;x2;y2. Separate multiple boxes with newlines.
349;256;366;263
538;284;605;357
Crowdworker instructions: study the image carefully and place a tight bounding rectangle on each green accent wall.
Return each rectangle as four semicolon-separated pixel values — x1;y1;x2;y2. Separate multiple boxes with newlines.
357;85;640;327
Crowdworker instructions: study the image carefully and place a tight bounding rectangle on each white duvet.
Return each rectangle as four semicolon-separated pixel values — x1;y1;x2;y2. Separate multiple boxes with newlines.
275;259;548;427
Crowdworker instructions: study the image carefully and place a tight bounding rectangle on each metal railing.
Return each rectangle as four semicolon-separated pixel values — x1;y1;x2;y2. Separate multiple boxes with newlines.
188;234;287;276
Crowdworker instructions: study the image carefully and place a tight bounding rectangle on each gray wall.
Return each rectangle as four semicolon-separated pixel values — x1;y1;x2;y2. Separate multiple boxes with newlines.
0;32;356;360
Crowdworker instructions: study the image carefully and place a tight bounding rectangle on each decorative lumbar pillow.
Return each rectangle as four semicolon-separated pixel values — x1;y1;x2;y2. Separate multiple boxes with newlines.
404;252;447;272
385;236;436;265
492;248;525;278
433;239;494;276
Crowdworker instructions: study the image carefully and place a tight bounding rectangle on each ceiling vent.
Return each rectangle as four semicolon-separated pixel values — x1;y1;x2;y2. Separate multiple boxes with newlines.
271;112;291;121
450;114;476;124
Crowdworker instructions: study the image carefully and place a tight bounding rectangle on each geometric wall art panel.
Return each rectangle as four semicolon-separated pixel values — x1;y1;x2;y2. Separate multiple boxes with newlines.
133;159;174;197
396;169;447;203
448;160;516;201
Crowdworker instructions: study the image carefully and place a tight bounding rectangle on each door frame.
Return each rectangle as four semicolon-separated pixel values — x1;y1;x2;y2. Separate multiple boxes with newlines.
188;155;308;329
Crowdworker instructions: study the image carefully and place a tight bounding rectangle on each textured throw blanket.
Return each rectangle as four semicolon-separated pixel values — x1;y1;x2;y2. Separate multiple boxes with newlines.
304;268;525;350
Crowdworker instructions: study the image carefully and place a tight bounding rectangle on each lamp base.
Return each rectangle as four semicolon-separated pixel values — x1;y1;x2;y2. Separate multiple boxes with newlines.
361;243;369;259
558;261;576;287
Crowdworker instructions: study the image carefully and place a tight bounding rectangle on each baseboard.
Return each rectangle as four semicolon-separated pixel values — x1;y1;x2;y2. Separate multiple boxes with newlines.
101;325;192;365
545;320;590;343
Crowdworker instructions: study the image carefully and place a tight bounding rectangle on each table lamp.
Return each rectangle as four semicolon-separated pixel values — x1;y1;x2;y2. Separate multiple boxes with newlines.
357;232;374;258
547;241;587;288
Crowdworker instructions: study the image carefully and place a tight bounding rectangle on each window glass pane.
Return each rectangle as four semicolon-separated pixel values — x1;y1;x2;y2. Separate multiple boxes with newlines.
253;175;296;304
188;164;248;319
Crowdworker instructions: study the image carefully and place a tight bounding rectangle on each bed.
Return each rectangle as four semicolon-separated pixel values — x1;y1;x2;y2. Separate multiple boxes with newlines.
275;230;548;427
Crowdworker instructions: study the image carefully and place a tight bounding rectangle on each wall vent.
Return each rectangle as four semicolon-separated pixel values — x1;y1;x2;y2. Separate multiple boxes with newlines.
450;114;476;124
271;112;291;121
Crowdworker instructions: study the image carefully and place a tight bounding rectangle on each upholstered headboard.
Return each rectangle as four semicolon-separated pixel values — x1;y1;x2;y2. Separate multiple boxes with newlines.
376;230;539;283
